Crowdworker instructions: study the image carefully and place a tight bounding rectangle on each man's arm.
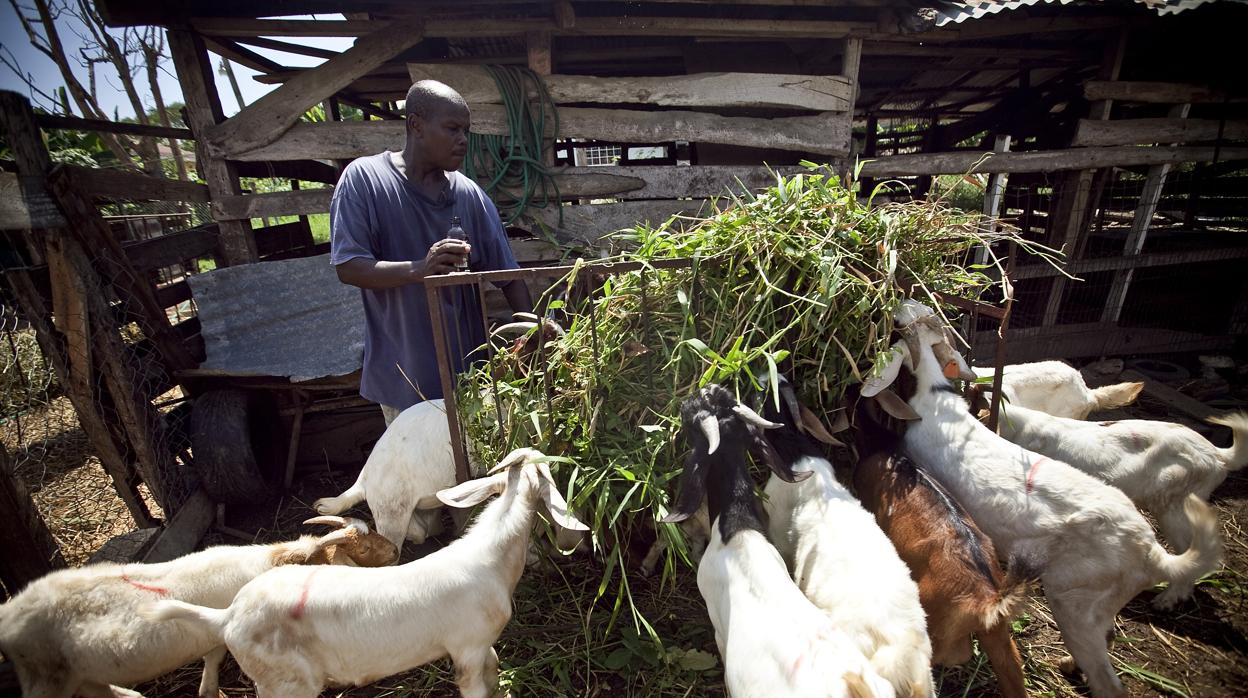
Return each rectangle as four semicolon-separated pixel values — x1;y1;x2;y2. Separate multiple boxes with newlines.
499;279;533;315
335;239;471;289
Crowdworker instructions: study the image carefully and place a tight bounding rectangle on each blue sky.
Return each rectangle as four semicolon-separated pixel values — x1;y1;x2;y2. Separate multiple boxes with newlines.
0;4;354;119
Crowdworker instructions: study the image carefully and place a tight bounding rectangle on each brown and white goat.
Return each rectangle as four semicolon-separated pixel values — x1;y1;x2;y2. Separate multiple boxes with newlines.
849;388;1031;698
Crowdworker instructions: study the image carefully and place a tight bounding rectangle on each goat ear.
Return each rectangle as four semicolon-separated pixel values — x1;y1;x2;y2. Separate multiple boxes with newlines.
797;404;844;447
874;390;921;421
414;494;443;510
436;472;507;508
537;463;589;531
661;451;709;523
754;435;813;483
861;341;911;397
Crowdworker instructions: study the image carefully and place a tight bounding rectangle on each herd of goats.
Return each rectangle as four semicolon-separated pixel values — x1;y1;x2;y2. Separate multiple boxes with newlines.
2;300;1245;698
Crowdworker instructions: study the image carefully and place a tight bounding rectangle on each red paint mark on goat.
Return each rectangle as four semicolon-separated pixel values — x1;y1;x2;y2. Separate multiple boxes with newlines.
1128;428;1143;450
1025;457;1048;494
789;651;806;682
289;568;322;620
121;571;169;596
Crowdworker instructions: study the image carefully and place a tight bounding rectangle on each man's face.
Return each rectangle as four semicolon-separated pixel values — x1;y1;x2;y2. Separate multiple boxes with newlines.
412;103;470;171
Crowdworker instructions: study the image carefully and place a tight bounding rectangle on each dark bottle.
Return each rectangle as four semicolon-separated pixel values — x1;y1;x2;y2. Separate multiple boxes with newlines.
446;216;468;271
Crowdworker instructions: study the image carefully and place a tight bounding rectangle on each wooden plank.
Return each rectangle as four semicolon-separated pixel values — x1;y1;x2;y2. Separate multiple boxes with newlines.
0;442;66;595
191;16;876;39
64;165;210;203
0;172;67;230
407;64;852;111
1073;118;1248;147
1120;370;1218;423
35;113;193;140
155;279;193;309
255;219;314;258
234;159;339;184
122;224;220;272
1083;80;1233;104
1102;102;1191;324
140;489;215;563
167;29;257;265
212;165;806;219
214;188;332;220
1011;246;1248;280
208;18;426;159
45;236;92;403
204;36;282;74
856;145;1248;177
519;199;721;248
971;323;1233;363
233;107;851;161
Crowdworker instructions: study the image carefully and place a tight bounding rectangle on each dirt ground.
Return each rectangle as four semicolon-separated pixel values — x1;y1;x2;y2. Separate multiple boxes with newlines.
6;356;1248;697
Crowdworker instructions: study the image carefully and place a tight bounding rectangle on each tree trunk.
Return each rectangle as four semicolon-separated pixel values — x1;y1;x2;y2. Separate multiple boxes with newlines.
143;40;188;181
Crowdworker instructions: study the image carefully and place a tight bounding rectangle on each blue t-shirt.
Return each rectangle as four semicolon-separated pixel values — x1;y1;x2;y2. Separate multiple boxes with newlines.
330;152;519;409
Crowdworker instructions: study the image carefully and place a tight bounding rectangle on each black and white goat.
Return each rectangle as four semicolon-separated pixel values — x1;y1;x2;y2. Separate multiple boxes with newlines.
758;377;934;698
663;384;893;698
863;300;1220;698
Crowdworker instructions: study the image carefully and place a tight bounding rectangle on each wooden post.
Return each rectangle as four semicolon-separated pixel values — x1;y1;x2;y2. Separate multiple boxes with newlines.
1102;102;1191;323
974;134;1012;268
167;29;258;266
527;30;555;167
1042;29;1128;327
840;37;862;183
0;441;66;595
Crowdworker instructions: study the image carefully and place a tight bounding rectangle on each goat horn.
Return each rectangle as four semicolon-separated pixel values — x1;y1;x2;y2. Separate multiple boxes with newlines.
512;312;540;322
303;515;346;527
315;528;357;549
732;403;783;430
493;321;538;334
698;415;721;455
488;447;543;474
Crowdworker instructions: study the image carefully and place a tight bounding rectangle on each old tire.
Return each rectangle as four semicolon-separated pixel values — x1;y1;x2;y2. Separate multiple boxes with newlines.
190;389;284;504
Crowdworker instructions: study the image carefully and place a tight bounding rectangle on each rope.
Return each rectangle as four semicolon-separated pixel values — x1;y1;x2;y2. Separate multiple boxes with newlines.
463;65;561;225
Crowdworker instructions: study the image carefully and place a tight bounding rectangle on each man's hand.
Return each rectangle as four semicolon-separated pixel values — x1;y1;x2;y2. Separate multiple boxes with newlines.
422;238;471;276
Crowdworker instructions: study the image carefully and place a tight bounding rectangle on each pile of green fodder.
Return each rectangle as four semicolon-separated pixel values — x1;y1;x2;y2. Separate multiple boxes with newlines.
457;165;1034;630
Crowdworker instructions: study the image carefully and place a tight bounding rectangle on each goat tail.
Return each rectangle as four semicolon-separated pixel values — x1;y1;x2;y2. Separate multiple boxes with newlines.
1148;495;1222;597
313;480;366;516
843;668;900;698
981;554;1038;630
1207;411;1248;472
140;600;229;641
1089;380;1144;412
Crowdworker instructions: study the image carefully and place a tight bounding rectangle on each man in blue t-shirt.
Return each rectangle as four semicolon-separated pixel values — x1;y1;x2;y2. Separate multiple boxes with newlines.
330;80;532;424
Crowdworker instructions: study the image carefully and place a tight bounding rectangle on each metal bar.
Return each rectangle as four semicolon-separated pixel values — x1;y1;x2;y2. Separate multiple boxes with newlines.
422;257;697;288
987;245;1017;433
425;283;469;484
478;280;506;446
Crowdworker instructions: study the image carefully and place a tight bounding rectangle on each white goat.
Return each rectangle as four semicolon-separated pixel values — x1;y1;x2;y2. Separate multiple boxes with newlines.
864;300;1220;698
972;361;1142;419
144;448;587;698
759;378;934;698
314;398;466;556
989;400;1245;566
0;517;394;698
663;384;894;698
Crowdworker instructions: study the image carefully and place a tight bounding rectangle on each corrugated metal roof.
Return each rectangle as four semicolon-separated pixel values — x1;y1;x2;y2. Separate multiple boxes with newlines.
937;0;1227;25
187;253;365;382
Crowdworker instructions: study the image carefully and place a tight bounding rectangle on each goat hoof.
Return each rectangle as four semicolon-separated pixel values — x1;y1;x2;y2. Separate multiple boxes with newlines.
1152;591;1183;611
1057;654;1079;676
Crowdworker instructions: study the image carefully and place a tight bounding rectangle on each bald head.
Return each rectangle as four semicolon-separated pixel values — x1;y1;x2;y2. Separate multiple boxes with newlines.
404;80;469;121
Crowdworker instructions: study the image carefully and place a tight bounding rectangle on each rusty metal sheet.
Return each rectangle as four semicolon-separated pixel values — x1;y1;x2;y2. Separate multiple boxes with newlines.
187;253;364;382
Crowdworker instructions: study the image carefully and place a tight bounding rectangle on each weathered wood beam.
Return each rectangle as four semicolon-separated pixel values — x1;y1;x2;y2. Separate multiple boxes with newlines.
207;18;426;159
1011;245;1248;280
856;145;1248;177
122;224;220;272
1083;80;1236;104
167;29;257;265
35;113;193;140
407;64;852;111
204;37;283;74
0;430;66;593
192;16;878;40
62;165;210;203
0;172;66;230
212;165;811;220
235;35;339;60
232;107;850;161
140;489;214;563
519;199;724;248
1072;118;1248;147
971;323;1233;363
